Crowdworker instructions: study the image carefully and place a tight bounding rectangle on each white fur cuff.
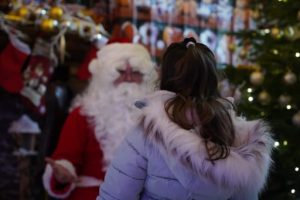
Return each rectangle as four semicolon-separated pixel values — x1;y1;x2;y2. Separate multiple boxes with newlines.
42;159;77;198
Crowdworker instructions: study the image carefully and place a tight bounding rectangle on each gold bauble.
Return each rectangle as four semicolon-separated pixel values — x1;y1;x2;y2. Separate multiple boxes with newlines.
40;19;55;32
258;91;271;105
239;49;247;59
278;94;291;106
271;27;282;39
18;6;29;18
49;6;64;19
283;71;297;85
250;71;264;86
228;43;236;52
292;111;300;127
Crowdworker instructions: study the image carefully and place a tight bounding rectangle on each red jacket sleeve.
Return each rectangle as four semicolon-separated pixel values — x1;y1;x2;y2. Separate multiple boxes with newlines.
51;107;91;172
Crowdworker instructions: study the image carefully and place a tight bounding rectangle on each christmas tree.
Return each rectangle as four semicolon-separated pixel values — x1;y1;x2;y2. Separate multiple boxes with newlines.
223;0;300;199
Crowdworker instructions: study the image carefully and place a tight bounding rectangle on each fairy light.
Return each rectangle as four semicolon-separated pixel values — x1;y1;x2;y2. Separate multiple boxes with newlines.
295;167;299;172
264;29;270;34
295;52;300;58
248;96;254;102
247;88;253;93
274;141;280;147
283;140;288;146
286;105;292;110
291;189;296;194
272;49;279;54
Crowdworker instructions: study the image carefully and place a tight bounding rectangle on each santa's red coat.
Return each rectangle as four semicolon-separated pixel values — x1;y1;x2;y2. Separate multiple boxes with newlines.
43;107;105;200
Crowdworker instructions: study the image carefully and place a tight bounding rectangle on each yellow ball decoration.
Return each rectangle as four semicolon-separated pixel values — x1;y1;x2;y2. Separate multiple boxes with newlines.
250;71;264;86
228;43;236;52
49;6;64;20
18;6;30;18
258;91;271;105
40;19;55;32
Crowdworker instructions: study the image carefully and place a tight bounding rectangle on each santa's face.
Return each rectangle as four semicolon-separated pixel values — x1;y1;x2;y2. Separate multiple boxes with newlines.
113;61;143;86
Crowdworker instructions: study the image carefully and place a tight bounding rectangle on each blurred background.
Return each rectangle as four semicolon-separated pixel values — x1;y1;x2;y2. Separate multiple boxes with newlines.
0;0;299;199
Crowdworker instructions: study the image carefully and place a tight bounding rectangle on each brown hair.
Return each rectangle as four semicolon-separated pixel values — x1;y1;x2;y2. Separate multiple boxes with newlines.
160;37;235;162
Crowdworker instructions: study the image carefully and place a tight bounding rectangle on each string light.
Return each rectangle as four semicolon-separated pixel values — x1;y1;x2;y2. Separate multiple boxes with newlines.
283;140;288;146
274;141;280;147
248;96;254;102
291;189;295;194
286;105;292;110
264;29;270;34
247;88;253;93
272;49;279;54
295;167;299;172
295;52;300;58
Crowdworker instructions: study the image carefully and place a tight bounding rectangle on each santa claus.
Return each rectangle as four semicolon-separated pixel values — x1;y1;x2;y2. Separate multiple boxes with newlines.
42;41;158;200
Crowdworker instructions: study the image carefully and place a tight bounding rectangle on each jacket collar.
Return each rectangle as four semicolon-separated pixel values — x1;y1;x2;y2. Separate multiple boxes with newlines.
137;90;274;193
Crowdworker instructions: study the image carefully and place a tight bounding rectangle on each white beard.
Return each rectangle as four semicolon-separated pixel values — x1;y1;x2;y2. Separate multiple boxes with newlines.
72;82;154;171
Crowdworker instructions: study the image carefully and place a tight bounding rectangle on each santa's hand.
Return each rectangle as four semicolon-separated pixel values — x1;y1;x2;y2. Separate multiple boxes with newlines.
45;157;77;184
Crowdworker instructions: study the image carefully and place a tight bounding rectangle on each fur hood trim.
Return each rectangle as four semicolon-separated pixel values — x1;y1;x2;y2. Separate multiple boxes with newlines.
136;90;274;193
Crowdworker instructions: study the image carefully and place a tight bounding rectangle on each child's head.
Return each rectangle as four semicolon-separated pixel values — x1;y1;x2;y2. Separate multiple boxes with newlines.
160;37;220;100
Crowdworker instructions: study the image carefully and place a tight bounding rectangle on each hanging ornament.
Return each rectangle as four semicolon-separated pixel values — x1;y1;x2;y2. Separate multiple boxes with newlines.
271;27;282;39
17;6;30;18
283;71;297;85
250;71;264;86
284;26;296;40
40;19;56;32
49;6;64;20
239;48;247;59
278;94;291;106
292;111;300;127
250;9;260;19
258;90;271;105
228;43;236;52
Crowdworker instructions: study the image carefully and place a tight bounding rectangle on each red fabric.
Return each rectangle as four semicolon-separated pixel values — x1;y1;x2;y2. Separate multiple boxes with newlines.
107;37;131;44
47;107;105;200
76;45;98;80
0;41;29;93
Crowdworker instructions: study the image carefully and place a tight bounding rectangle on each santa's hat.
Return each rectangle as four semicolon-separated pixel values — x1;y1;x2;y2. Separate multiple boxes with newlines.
76;37;131;80
87;38;157;87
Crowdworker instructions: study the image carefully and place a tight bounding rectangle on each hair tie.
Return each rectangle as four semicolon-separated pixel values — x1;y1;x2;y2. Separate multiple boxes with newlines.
186;41;195;48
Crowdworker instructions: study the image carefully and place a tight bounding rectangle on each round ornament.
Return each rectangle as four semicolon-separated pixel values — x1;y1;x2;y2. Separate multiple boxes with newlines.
228;43;236;52
284;26;296;41
278;94;291;106
283;71;297;85
18;6;30;18
40;19;55;32
292;111;300;127
239;48;247;59
250;71;264;86
49;6;64;20
271;27;281;39
258;91;271;105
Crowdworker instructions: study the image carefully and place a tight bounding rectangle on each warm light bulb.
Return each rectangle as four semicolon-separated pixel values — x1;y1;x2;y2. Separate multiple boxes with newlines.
295;167;299;172
248;96;254;102
283;140;288;146
247;88;253;93
295;52;300;57
272;49;279;54
264;29;270;34
291;189;295;194
286;105;292;110
274;141;280;147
